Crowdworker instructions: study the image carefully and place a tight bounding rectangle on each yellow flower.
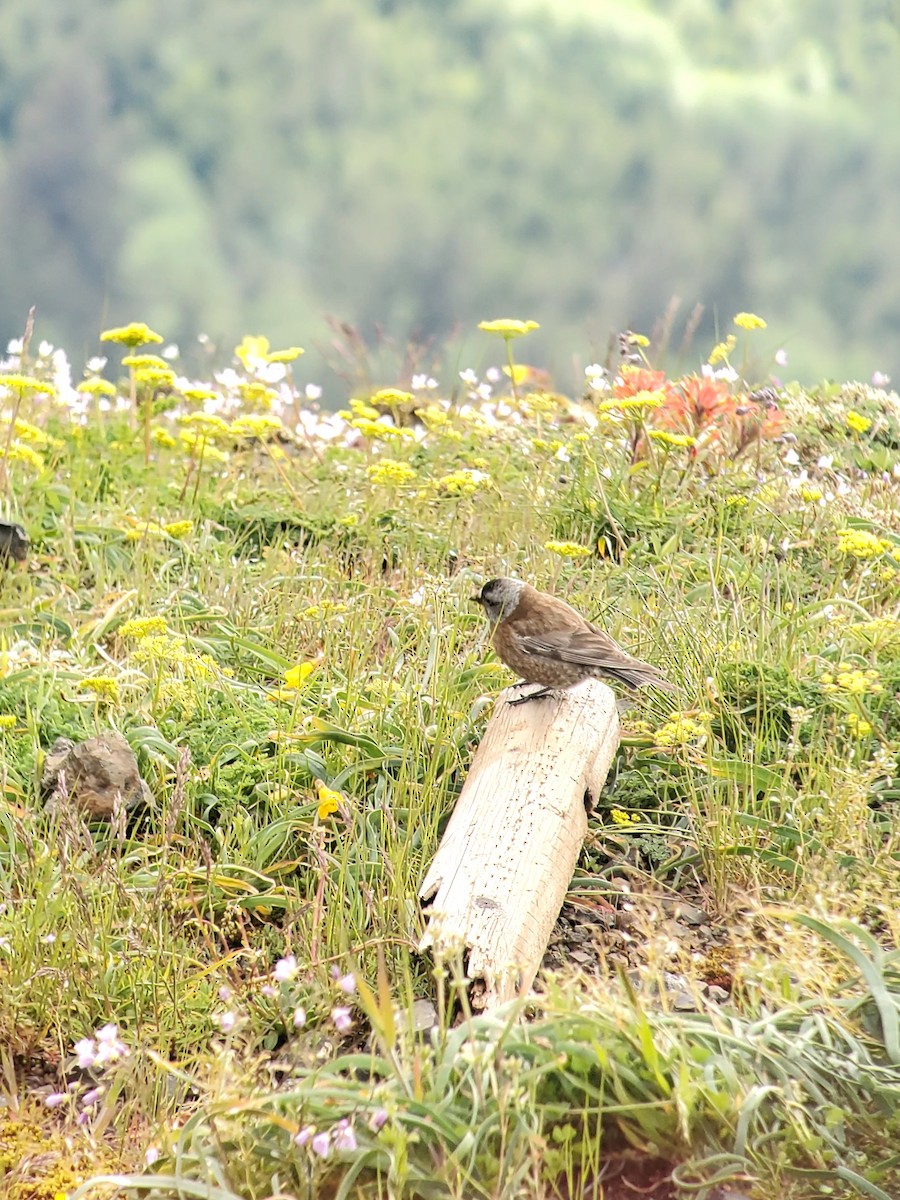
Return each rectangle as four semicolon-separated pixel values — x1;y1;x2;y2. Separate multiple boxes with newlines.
836;528;893;559
799;486;823;503
1;444;44;470
300;601;348;619
163;520;193;538
598;391;664;414
733;312;767;331
610;807;641;825
134;366;176;389
76;677;121;703
351;417;413;441
648;430;696;449
367;459;418;486
477;319;540;338
0;714;17;729
229;414;283;439
266;346;304;363
151;426;177;448
834;667;882;695
119;616;168;639
180;386;219;404
502;364;530;386
100;322;164;347
725;494;750;508
315;779;342;820
235;334;271;369
0;373;57;395
284;661;319;689
846;713;872;738
708;335;737;365
77;377;118;397
372;388;414;407
121;353;170;370
434;468;492;496
846;410;872;435
544;540;592;558
654;714;712;747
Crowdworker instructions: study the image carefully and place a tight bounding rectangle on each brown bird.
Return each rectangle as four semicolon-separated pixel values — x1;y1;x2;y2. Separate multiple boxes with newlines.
472;577;676;703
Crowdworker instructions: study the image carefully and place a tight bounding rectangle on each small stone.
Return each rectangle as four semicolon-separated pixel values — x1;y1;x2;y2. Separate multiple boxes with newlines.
411;998;438;1033
672;991;696;1011
673;902;711;927
706;985;730;1003
41;730;153;819
569;949;592;965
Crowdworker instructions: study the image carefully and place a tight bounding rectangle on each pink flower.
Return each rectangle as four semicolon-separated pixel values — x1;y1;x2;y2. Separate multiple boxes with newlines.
311;1131;331;1158
294;1125;315;1147
368;1108;388;1133
331;1006;353;1033
45;1092;67;1108
74;1038;96;1069
333;1119;357;1152
293;1007;307;1028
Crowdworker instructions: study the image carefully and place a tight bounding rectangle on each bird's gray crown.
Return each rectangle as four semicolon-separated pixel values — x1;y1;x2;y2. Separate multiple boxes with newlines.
475;576;524;623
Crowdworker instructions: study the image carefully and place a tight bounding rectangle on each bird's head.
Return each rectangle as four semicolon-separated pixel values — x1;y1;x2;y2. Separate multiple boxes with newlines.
471;577;525;624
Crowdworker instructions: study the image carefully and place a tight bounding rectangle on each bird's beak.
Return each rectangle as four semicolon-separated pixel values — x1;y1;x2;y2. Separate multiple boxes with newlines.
470;594;484;606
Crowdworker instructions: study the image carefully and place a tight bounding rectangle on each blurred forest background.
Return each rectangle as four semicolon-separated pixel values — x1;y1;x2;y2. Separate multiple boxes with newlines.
1;0;899;391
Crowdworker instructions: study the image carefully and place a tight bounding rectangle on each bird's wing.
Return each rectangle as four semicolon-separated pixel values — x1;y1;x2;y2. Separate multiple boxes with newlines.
515;628;674;690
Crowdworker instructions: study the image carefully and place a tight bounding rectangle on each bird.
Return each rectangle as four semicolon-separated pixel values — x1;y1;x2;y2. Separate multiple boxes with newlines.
472;576;676;703
0;521;29;566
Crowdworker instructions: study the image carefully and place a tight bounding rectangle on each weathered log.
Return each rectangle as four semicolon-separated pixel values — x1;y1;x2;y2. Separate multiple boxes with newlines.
419;679;619;1009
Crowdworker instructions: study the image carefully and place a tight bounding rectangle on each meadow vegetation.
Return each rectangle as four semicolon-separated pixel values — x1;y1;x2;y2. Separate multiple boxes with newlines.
1;317;900;1198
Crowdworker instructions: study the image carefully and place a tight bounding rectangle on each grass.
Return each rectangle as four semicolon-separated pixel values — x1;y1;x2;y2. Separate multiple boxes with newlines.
1;324;900;1198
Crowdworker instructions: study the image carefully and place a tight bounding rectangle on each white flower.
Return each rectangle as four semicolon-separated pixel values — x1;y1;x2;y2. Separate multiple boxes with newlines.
871;371;891;387
305;383;323;401
784;448;800;465
774;348;788;366
459;368;478;386
273;953;298;982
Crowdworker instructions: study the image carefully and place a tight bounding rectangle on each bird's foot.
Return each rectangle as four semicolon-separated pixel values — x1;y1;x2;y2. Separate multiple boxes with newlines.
507;685;557;706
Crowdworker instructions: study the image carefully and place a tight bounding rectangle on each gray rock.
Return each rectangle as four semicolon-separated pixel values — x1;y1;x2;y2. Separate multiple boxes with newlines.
41;730;152;819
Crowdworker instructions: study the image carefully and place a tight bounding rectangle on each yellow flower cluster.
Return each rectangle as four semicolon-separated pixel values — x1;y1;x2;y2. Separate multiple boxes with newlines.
122;354;169;371
725;494;750;508
119;616;169;639
648;430;696;449
708;335;737;365
351;416;414;442
0;714;18;730
367;459;417;486
179;433;229;462
836;528;899;559
654;713;712;747
1;443;44;471
151;427;177;448
598;391;664;414
847;617;900;652
610;807;641;825
0;373;57;395
434;468;492;496
100;322;163;347
846;713;873;738
5;419;61;448
299;601;349;619
230;414;283;439
819;665;883;695
845;410;872;434
733;312;767;330
76;677;121;703
799;486;823;503
544;540;592;558
238;380;279;410
78;377;118;398
131;634;219;680
478;318;540;338
121;518;193;542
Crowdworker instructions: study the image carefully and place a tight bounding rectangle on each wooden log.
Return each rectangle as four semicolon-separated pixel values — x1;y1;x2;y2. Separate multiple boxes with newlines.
419;679;619;1009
